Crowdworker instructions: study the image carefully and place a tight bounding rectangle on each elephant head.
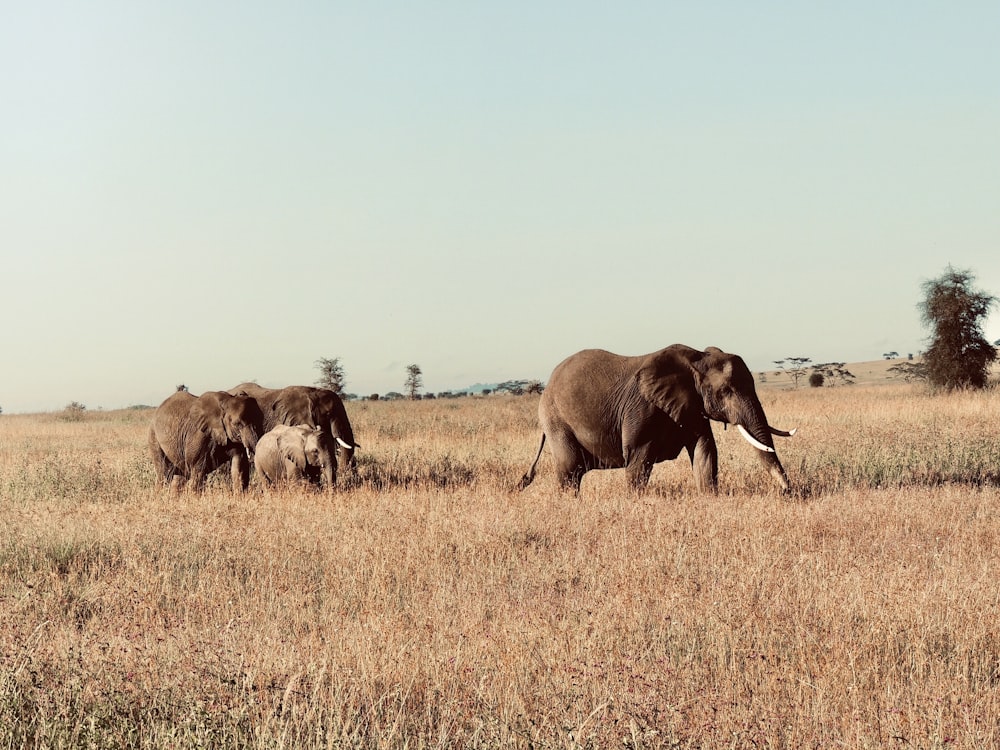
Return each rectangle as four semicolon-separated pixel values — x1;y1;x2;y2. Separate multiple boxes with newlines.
636;346;791;491
280;425;334;483
216;392;264;459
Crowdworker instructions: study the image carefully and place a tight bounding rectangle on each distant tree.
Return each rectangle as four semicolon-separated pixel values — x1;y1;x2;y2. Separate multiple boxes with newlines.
496;379;545;396
808;372;825;388
481;389;492;396
62;401;87;421
496;380;526;395
385;391;404;401
785;357;813;388
888;361;928;383
315;357;346;394
882;351;899;360
176;384;189;392
811;362;856;387
0;405;3;415
918;266;997;390
369;393;380;401
404;364;423;400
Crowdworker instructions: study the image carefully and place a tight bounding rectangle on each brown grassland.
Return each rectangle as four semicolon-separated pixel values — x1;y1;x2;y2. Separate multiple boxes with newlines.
2;372;1000;748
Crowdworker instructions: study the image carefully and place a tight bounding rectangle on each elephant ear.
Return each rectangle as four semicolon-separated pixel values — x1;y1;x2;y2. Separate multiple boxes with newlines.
272;390;318;428
192;395;229;445
281;431;308;472
636;348;704;425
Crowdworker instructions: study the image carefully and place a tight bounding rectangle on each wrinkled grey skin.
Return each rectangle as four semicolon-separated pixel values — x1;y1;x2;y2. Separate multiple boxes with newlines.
229;383;358;489
148;390;264;492
519;345;792;493
254;424;334;487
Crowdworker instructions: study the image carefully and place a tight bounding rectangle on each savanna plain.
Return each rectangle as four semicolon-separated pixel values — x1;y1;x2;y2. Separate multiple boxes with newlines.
3;374;1000;749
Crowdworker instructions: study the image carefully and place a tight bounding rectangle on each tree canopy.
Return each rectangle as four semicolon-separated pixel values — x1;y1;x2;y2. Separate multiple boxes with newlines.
404;364;423;400
918;266;997;390
315;357;346;394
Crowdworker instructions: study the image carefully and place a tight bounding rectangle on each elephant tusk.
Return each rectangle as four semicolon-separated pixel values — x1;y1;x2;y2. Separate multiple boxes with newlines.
770;426;797;438
336;437;354;450
737;424;775;453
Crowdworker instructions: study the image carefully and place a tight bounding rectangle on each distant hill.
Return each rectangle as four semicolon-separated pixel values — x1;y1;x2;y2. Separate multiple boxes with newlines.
756;357;919;389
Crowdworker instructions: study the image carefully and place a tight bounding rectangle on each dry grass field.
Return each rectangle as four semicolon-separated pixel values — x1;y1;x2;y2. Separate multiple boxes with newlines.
3;379;1000;748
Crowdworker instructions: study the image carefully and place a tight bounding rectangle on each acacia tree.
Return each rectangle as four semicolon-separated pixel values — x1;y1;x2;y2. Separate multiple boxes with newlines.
315;357;346;394
496;379;545;396
919;266;997;390
404;364;423;400
888;361;928;383
773;357;812;388
811;362;856;387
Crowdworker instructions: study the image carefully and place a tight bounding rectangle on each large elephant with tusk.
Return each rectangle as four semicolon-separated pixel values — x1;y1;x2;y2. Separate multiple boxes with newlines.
518;345;795;494
229;383;359;490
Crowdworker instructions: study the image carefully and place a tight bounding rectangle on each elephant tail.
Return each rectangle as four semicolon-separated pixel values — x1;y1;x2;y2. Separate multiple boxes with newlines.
516;433;546;491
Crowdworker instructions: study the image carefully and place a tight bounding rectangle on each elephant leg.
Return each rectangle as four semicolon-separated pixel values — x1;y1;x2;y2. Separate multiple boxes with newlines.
557;463;586;493
549;432;591;494
322;464;336;491
148;432;173;487
190;474;207;493
187;462;209;493
231;455;250;493
624;445;656;490
687;434;719;493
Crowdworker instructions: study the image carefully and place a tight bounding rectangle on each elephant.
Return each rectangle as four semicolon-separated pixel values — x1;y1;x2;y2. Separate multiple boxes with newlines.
518;345;795;494
254;424;335;487
229;383;359;489
148;390;264;492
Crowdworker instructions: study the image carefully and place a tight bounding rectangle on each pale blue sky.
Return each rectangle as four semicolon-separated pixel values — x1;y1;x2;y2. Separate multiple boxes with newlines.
2;2;998;412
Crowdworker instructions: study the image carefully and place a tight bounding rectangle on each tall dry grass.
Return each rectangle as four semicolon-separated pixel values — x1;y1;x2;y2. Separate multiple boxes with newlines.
1;384;1000;748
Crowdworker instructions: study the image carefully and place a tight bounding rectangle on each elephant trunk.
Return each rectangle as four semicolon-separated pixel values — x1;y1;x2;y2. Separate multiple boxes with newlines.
336;443;355;482
331;422;358;481
734;399;791;492
322;452;336;490
242;427;260;459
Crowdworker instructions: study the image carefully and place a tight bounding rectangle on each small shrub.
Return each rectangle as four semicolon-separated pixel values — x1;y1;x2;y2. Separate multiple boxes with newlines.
61;402;87;421
809;372;825;388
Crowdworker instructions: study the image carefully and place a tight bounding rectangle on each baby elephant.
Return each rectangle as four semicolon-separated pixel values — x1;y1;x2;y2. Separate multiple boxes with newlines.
254;425;335;489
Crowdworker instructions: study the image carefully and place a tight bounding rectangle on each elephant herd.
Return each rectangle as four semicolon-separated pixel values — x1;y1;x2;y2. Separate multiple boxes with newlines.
148;383;359;493
148;345;796;494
